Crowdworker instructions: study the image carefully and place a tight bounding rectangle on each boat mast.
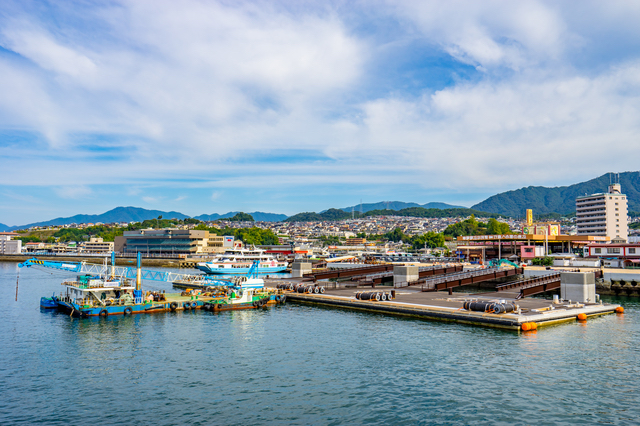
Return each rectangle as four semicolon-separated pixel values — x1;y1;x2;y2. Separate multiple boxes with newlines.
111;251;116;279
134;251;143;304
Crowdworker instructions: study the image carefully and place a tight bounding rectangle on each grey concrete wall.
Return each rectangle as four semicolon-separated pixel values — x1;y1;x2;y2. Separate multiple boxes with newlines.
604;272;640;282
561;272;596;303
291;262;312;278
394;265;419;286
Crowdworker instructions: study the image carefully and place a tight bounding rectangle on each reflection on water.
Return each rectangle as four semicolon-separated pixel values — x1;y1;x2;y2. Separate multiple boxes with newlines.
1;262;640;425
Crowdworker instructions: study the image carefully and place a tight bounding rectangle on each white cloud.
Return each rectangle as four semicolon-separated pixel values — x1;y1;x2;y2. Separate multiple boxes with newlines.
0;0;365;158
1;0;640;205
386;0;569;70
1;25;97;78
54;185;92;199
350;61;640;188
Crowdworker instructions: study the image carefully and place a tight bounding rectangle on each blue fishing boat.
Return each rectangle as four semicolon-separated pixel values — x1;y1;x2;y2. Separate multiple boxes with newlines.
22;254;286;318
40;294;58;309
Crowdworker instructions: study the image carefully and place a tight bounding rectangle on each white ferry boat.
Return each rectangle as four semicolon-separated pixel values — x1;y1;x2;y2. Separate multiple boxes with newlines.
195;247;288;274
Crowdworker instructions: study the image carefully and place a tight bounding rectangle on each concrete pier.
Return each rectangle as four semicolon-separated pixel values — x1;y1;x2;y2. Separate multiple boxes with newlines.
279;286;620;331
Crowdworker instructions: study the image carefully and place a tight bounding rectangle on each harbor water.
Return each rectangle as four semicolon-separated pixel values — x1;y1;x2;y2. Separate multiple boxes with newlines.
1;261;639;425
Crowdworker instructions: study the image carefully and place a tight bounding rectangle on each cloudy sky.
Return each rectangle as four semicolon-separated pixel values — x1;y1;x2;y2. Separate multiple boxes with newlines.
1;0;640;225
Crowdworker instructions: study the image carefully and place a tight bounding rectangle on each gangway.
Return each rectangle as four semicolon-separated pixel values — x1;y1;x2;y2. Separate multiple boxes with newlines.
417;266;524;291
354;264;464;286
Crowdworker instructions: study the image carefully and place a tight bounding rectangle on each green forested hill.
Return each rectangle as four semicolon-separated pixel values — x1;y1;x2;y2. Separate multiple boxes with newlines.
285;207;498;222
471;172;640;217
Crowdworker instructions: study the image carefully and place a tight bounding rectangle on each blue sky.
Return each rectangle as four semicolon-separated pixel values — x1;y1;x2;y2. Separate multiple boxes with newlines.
2;0;640;225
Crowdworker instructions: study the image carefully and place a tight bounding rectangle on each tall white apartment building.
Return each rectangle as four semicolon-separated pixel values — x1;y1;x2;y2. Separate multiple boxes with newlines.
576;183;628;241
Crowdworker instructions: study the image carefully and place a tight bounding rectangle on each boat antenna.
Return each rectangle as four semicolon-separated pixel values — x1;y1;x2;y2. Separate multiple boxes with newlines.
134;251;143;304
111;251;116;279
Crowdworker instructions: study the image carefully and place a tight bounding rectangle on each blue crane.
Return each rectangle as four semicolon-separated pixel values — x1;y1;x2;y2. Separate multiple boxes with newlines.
18;253;235;288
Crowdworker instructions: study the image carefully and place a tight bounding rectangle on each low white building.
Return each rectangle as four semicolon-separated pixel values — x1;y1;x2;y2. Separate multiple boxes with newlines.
0;232;22;254
81;237;114;254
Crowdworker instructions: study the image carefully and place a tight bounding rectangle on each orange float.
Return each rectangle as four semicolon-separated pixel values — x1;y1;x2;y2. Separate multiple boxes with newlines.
521;322;531;331
577;313;587;321
529;322;538;330
615;307;624;314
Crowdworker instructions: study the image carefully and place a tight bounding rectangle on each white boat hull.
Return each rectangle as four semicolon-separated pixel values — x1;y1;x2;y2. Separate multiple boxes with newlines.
196;264;287;275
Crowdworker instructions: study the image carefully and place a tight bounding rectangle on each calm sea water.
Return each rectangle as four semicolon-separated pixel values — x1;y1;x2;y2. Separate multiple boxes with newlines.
1;261;639;425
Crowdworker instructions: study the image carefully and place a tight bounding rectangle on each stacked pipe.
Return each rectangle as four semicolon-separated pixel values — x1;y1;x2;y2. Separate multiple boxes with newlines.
355;291;393;301
295;285;325;294
463;301;517;314
276;283;295;291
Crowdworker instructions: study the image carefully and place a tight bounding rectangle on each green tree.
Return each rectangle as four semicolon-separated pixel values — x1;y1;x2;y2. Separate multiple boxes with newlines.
16;235;43;243
411;232;445;250
318;235;341;246
485;218;510;235
228;212;255;222
385;228;408;243
443;215;481;237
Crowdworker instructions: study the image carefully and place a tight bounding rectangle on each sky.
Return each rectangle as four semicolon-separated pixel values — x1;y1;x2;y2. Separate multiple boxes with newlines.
2;0;640;225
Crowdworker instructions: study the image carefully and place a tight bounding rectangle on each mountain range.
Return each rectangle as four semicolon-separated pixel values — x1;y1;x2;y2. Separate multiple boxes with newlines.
194;212;288;222
472;171;640;217
336;201;463;213
2;172;639;230
0;207;288;231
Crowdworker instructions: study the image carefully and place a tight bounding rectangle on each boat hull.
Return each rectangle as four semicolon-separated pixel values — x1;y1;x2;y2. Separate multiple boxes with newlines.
54;294;284;317
195;264;287;275
40;297;58;309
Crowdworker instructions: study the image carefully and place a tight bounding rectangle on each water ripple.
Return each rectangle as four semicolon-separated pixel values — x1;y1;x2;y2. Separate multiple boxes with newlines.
1;262;639;425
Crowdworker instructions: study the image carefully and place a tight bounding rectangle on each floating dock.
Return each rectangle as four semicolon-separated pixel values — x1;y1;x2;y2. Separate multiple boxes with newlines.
279;286;621;330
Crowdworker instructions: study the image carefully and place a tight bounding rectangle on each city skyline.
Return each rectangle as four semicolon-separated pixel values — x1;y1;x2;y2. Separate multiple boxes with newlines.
2;1;640;225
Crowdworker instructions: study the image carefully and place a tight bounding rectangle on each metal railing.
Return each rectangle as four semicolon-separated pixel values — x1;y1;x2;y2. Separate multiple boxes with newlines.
418;267;503;287
495;273;561;291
